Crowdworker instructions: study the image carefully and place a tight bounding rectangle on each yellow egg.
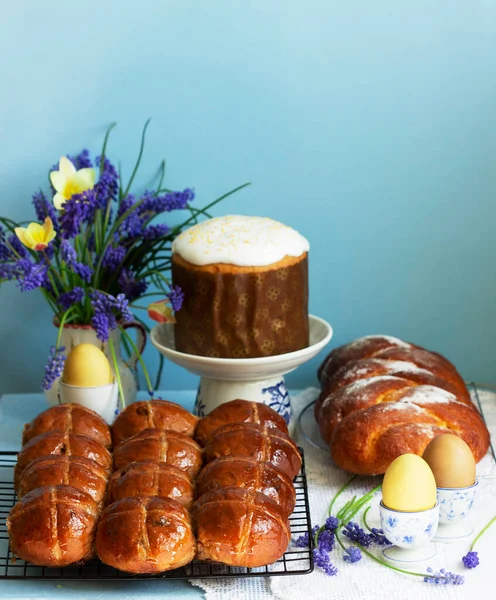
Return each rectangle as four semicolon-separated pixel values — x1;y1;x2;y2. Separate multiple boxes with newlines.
62;344;113;387
382;453;437;512
422;434;476;488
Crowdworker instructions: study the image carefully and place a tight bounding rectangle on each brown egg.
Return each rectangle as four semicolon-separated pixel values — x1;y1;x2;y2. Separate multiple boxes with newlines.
422;434;476;488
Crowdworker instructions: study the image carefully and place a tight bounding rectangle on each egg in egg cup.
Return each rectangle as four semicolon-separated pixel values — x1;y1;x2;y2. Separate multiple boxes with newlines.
380;454;440;564
59;344;118;424
380;501;440;564
422;434;478;542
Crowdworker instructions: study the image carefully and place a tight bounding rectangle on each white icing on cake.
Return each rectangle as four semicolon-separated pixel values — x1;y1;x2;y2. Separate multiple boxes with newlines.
172;215;309;267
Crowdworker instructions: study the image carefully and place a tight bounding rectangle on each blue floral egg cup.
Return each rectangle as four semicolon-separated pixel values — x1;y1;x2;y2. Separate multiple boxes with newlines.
380;501;439;564
434;480;478;543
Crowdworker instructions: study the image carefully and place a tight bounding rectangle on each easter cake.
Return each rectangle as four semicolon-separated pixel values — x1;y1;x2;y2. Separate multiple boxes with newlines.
171;215;309;358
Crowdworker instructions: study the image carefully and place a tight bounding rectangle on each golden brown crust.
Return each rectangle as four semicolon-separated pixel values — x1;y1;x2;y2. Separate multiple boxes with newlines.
18;455;109;506
113;428;203;478
320;378;490;474
22;404;111;448
196;456;296;518
95;496;196;574
14;431;112;491
112;399;199;446
195;399;289;446
171;252;309;358
108;460;194;508
317;336;470;405
204;423;301;480
7;485;99;567
192;487;290;567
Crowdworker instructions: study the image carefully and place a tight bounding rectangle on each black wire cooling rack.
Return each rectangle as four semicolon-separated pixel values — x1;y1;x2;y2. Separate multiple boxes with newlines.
0;448;313;580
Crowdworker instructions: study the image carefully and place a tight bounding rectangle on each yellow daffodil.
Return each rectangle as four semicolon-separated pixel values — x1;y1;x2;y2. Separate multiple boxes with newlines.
148;300;176;324
50;156;96;210
15;217;56;251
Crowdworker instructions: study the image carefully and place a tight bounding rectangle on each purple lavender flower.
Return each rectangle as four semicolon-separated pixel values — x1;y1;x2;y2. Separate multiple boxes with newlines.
32;191;59;233
94;155;119;208
342;522;372;547
60;240;93;283
295;525;318;548
166;285;184;312
15;259;48;291
57;287;85;311
8;234;28;258
59;190;97;239
71;149;93;169
102;245;126;270
462;551;479;569
118;268;148;302
90;290;134;342
0;228;12;261
138;188;194;216
343;547;362;563
0;262;17;280
143;223;170;240
369;527;391;545
312;548;338;576
318;529;335;553
424;567;464;586
325;516;339;531
42;346;66;390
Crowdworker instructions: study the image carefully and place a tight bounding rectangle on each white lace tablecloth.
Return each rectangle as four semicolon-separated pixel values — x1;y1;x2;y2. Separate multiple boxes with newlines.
190;387;496;600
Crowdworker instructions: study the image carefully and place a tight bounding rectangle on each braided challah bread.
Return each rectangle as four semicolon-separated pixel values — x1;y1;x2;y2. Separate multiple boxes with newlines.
316;335;490;475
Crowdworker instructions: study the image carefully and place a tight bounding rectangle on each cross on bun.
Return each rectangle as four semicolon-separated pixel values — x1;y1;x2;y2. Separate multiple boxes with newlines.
108;460;194;508
196;456;296;518
113;428;203;477
7;485;99;567
22;403;111;448
192;487;290;567
194;399;289;446
111;399;199;446
14;430;112;490
319;376;490;475
96;496;196;574
18;455;109;506
204;422;301;480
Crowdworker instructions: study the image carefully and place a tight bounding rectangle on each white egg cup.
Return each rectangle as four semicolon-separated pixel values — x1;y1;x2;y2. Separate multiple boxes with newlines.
380;501;439;564
150;315;333;436
58;380;119;424
434;481;478;542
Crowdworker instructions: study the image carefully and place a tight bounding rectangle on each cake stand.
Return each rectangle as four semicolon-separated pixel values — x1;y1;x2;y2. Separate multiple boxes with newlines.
150;315;333;434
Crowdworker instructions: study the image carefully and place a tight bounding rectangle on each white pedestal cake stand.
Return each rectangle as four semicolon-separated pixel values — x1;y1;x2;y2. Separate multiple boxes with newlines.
150;315;333;434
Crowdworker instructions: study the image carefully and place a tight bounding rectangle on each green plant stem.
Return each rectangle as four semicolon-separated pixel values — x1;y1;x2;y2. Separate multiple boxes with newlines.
154;354;164;391
123;118;151;198
100;122;117;172
329;476;356;516
363;506;373;532
108;337;126;410
335;531;426;579
119;325;153;394
470;515;496;551
56;308;76;347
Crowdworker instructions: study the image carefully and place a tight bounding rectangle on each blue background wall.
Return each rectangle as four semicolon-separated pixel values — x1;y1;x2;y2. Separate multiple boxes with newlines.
0;0;495;395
